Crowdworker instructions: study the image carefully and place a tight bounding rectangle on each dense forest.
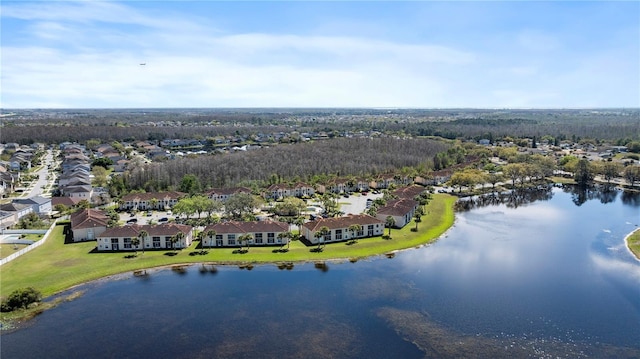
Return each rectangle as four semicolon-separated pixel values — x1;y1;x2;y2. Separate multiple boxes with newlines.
2;108;638;144
124;137;450;191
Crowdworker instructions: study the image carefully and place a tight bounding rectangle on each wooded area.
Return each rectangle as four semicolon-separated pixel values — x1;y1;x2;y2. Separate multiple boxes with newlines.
124;137;450;191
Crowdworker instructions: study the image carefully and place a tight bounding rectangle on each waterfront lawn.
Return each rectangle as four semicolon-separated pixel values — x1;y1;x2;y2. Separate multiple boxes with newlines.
628;229;640;260
0;194;456;300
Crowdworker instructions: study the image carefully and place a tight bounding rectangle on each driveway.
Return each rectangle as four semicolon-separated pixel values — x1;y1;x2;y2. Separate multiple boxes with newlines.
339;192;383;215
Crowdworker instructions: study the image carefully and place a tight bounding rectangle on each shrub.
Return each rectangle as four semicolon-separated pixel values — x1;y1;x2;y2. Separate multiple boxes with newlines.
1;287;42;312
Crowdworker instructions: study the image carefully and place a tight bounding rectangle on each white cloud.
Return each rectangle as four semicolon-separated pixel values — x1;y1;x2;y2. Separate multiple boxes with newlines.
1;1;638;108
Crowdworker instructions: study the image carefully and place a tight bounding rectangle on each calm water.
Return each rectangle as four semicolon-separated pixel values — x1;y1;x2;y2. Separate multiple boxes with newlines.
3;187;640;358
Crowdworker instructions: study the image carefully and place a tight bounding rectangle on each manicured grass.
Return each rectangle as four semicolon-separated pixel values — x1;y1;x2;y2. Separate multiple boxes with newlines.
627;229;640;260
0;244;29;259
0;194;456;300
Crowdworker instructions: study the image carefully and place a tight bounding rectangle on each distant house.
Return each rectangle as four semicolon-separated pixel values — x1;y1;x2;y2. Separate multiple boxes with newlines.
96;223;193;251
70;209;109;242
301;214;384;244
63;185;94;200
0;210;17;230
120;191;186;211
52;196;83;209
376;198;419;229
13;196;52;216
201;221;289;247
0;202;33;219
205;187;252;202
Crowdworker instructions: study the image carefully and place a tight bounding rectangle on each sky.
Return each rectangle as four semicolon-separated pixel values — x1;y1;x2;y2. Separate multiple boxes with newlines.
1;1;639;109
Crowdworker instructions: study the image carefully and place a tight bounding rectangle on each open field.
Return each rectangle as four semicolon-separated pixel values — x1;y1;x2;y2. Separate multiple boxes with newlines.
0;194;456;299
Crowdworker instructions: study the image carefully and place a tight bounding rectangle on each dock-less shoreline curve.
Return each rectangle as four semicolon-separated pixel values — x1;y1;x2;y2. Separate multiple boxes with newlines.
625;228;640;261
1;194;456;303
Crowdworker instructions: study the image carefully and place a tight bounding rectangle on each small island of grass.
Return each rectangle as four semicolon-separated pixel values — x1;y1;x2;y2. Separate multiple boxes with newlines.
626;228;640;261
0;194;456;325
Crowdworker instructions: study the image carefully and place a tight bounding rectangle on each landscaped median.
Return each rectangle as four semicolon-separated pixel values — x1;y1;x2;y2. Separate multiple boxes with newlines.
1;194;456;301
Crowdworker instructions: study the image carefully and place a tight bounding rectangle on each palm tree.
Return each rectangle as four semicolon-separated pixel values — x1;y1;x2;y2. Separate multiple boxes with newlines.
170;231;185;252
413;212;422;231
130;236;140;256
385;216;396;236
314;226;330;251
149;198;159;211
204;229;216;249
277;232;290;251
137;229;148;255
348;224;362;243
239;233;253;253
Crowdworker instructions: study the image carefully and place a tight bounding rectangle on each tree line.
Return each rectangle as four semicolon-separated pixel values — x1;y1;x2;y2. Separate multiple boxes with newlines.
123;138;450;192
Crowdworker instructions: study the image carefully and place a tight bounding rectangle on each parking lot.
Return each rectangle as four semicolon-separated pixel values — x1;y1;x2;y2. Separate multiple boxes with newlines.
119;210;173;225
338;192;384;215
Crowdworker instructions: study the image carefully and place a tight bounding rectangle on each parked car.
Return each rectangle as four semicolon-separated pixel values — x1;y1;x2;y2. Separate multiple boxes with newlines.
126;218;138;223
158;217;168;222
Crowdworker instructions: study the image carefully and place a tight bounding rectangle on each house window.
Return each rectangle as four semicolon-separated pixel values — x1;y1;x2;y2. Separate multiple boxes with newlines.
216;239;223;246
267;233;275;244
228;234;236;241
335;229;342;240
255;233;263;244
111;238;119;250
357;228;364;237
123;237;132;249
368;225;374;236
153;237;161;248
228;239;236;245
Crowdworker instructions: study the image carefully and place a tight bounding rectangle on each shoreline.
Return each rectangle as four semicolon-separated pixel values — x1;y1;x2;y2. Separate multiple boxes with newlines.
0;194;457;328
624;228;640;262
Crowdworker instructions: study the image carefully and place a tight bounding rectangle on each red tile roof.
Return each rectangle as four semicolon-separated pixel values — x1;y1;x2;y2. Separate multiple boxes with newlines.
377;198;419;216
70;209;109;230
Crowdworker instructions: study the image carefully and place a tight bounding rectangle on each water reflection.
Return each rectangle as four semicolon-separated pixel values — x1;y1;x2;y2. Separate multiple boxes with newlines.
2;188;639;359
455;185;554;211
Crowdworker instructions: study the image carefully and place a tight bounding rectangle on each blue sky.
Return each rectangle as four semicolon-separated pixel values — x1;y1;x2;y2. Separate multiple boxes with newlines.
1;1;638;108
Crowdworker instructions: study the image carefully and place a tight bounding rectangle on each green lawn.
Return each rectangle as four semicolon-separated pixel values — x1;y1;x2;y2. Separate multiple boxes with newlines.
0;194;456;299
0;244;29;260
627;229;640;260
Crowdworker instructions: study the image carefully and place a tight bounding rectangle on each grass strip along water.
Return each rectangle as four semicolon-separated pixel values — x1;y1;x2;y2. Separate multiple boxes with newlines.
0;194;455;301
626;228;640;261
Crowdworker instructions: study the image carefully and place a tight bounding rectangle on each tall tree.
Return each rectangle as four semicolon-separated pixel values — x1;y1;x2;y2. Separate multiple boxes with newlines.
137;229;148;255
238;233;253;252
574;159;594;187
413;212;422;231
179;174;201;196
385;216;396;236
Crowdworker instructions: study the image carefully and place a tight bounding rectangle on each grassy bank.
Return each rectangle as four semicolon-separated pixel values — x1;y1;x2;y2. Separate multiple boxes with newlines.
626;229;640;260
0;194;457;300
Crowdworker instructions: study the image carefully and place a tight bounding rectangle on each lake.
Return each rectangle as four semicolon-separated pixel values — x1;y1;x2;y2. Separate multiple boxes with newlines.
3;186;640;358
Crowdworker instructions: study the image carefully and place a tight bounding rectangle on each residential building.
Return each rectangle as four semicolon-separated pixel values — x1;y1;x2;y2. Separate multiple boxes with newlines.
301;214;384;244
120;191;186;211
70;209;109;242
96;223;193;251
205;187;251;202
392;185;427;200
376;198;419;228
13;196;52;216
201;220;289;247
265;183;315;199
